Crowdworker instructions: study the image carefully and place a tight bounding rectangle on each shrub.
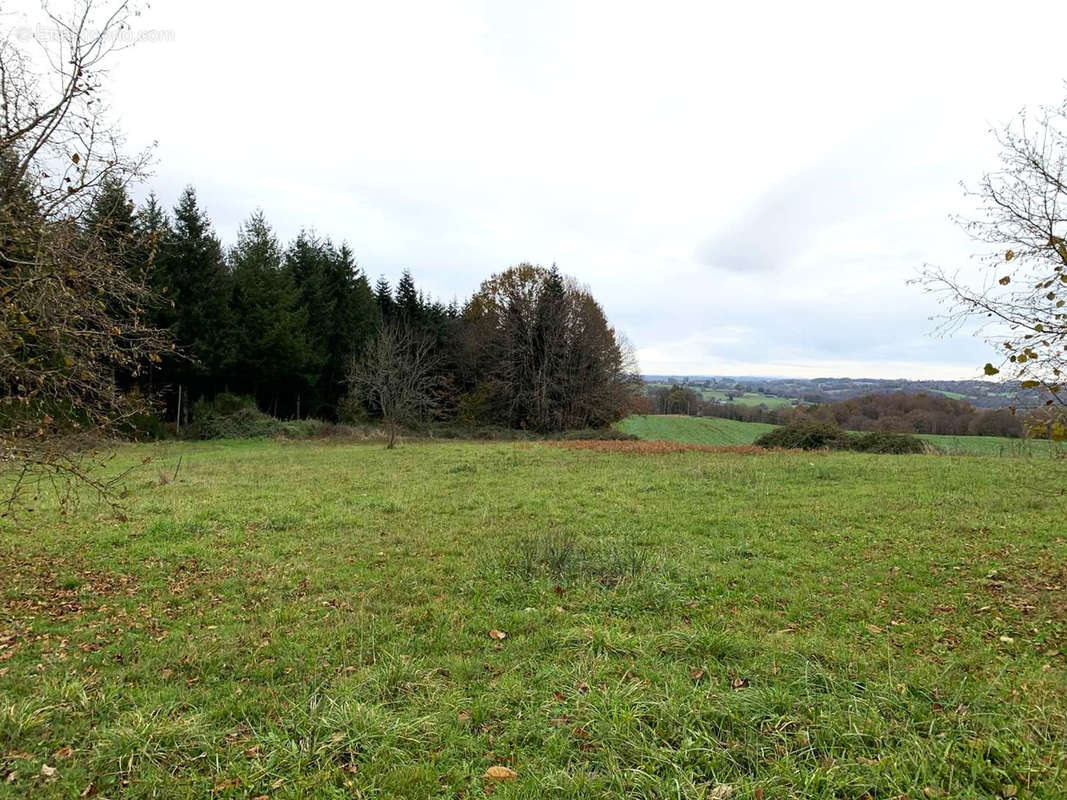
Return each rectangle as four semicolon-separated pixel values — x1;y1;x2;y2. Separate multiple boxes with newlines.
185;394;326;440
754;422;851;450
755;421;926;454
849;431;926;454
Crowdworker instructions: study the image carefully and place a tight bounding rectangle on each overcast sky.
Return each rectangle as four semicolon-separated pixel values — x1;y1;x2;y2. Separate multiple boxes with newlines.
11;0;1067;378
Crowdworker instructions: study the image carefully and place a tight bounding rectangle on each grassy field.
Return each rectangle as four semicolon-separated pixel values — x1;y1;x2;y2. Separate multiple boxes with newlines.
646;383;795;409
916;433;1062;457
618;414;1056;457
616;415;776;445
2;439;1066;799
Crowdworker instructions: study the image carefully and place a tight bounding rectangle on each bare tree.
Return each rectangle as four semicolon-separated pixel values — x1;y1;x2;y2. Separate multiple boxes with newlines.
348;325;439;448
1;2;168;513
921;94;1067;439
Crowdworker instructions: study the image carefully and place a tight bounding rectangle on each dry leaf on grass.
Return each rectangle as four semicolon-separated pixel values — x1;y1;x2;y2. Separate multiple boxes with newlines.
708;784;734;799
690;668;705;681
483;765;518;782
53;747;73;760
488;629;507;641
40;764;57;779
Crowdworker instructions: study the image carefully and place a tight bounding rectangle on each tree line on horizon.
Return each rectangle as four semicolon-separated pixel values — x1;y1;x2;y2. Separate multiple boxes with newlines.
87;180;641;432
646;385;1026;438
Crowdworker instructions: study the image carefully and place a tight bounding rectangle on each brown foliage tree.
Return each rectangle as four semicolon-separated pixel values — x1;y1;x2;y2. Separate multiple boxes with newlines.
1;2;168;512
462;264;640;430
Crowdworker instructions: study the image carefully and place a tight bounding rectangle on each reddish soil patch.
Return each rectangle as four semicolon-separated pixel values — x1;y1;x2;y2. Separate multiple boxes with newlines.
548;440;769;455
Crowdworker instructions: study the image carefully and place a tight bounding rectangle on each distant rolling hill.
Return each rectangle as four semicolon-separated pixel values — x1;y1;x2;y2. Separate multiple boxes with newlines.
642;375;1044;410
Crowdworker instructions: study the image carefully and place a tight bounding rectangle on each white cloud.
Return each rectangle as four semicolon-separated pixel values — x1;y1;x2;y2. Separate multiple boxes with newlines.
12;0;1067;379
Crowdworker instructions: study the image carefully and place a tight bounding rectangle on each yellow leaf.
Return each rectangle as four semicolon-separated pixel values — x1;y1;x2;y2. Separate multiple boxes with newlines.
483;765;518;782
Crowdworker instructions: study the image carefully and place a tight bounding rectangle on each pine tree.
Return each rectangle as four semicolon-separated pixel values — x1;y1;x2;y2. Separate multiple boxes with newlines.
318;243;375;416
531;266;569;429
228;211;310;412
375;275;395;322
85;177;137;272
284;230;338;415
155;186;234;399
395;269;420;325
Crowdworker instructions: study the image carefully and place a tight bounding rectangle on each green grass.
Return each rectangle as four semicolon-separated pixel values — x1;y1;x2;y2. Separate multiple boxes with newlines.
916;433;1062;457
929;389;968;401
620;414;1057;457
616;414;775;445
2;439;1067;799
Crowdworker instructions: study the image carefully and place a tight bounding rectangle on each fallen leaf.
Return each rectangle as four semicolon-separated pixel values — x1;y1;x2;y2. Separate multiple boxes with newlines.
999;635;1015;644
708;785;734;799
244;745;261;758
457;710;471;723
1002;785;1018;798
483;765;518;782
731;677;749;690
867;624;884;634
690;668;705;681
40;764;57;779
488;629;507;641
54;747;73;760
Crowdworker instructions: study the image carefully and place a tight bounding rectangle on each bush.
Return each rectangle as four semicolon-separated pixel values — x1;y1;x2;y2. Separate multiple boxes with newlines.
754;422;851;450
185;394;326;440
755;421;926;454
849;431;926;454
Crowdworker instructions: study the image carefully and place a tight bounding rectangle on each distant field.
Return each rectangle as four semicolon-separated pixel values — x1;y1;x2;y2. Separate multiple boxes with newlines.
917;432;1063;456
702;390;795;408
928;389;968;401
616;414;776;444
645;383;795;408
619;414;1056;456
2;439;1065;798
